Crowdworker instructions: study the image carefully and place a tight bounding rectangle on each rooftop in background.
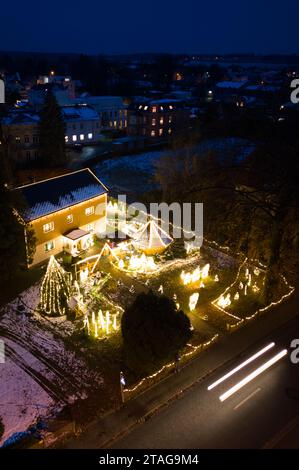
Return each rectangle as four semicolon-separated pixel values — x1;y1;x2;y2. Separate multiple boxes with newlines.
216;80;249;89
2;112;40;125
14;168;108;221
61;105;99;121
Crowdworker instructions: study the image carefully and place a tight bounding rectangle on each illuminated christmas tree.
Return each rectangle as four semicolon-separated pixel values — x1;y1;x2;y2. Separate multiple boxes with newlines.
40;255;71;316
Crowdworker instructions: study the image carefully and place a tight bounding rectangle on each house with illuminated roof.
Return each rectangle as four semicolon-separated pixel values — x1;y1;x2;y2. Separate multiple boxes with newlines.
14;168;108;267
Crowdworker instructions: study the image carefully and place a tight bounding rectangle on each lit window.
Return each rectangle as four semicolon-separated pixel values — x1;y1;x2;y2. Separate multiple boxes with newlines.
80;134;84;141
160;106;164;111
65;136;69;143
159;128;163;136
86;223;95;232
15;136;21;143
152;106;157;113
169;116;172;123
159;117;164;125
168;128;172;134
45;241;55;252
88;133;93;139
114;120;117;127
43;222;54;233
85;206;94;216
144;106;148;111
66;214;73;224
169;105;173;110
152;118;156;126
151;130;156;137
72;135;77;142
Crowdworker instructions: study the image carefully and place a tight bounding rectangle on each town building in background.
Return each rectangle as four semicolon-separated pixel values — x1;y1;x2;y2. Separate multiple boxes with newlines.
127;99;190;139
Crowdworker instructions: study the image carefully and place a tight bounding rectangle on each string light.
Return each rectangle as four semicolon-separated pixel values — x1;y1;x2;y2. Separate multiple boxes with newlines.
40;255;71;316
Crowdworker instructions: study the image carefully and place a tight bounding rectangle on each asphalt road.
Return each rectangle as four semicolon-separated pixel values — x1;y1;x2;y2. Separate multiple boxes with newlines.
112;317;299;449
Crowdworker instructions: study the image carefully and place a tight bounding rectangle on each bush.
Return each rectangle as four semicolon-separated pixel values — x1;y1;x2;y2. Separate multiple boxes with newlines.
121;291;191;376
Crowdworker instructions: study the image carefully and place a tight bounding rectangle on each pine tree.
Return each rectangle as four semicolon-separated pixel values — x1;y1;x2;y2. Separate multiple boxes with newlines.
40;256;71;316
39;90;67;167
0;140;35;279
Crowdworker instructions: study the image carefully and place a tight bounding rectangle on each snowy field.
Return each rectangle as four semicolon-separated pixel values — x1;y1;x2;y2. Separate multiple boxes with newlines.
0;283;103;446
93;137;255;195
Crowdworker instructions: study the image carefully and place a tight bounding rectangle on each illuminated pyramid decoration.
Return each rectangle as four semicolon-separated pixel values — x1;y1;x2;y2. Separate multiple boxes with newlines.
132;220;173;255
40;256;71;316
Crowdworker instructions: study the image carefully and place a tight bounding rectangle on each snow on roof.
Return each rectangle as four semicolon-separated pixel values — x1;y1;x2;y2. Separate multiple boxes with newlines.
14;168;108;221
245;85;280;92
2;113;40;126
61;105;99;121
216;80;248;89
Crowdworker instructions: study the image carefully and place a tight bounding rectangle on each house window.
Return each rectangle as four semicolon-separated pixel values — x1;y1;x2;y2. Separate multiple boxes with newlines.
72;135;77;142
45;241;55;252
86;223;95;232
151;130;156;137
15;136;21;143
65;136;69;143
159;128;163;136
72;124;76;130
26;151;31;160
152;118;156;126
43;221;54;233
80;134;84;141
152;106;157;113
85;206;94;216
169;116;173;123
160;117;164;125
66;214;73;224
168;128;172;134
88;133;93;139
24;135;30;143
80;123;84;129
33;135;39;143
114;120;117;128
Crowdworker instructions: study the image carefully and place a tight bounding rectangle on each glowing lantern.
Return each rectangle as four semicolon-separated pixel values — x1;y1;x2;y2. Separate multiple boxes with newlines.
118;259;125;269
106;311;110;335
201;263;210;279
189;293;199;311
217;294;231;309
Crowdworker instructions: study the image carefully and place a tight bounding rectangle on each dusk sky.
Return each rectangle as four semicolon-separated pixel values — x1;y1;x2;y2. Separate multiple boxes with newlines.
0;0;296;55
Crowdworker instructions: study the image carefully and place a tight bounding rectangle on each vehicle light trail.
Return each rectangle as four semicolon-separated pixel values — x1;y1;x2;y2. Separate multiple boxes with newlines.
207;342;275;391
219;349;288;402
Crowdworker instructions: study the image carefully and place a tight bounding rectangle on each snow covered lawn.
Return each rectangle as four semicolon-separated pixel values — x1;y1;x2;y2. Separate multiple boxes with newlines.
0;282;103;446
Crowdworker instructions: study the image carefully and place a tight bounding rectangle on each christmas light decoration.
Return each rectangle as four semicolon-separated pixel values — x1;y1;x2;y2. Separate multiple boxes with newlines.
180;263;210;286
189;293;199;311
217;294;231;309
40;256;71;316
